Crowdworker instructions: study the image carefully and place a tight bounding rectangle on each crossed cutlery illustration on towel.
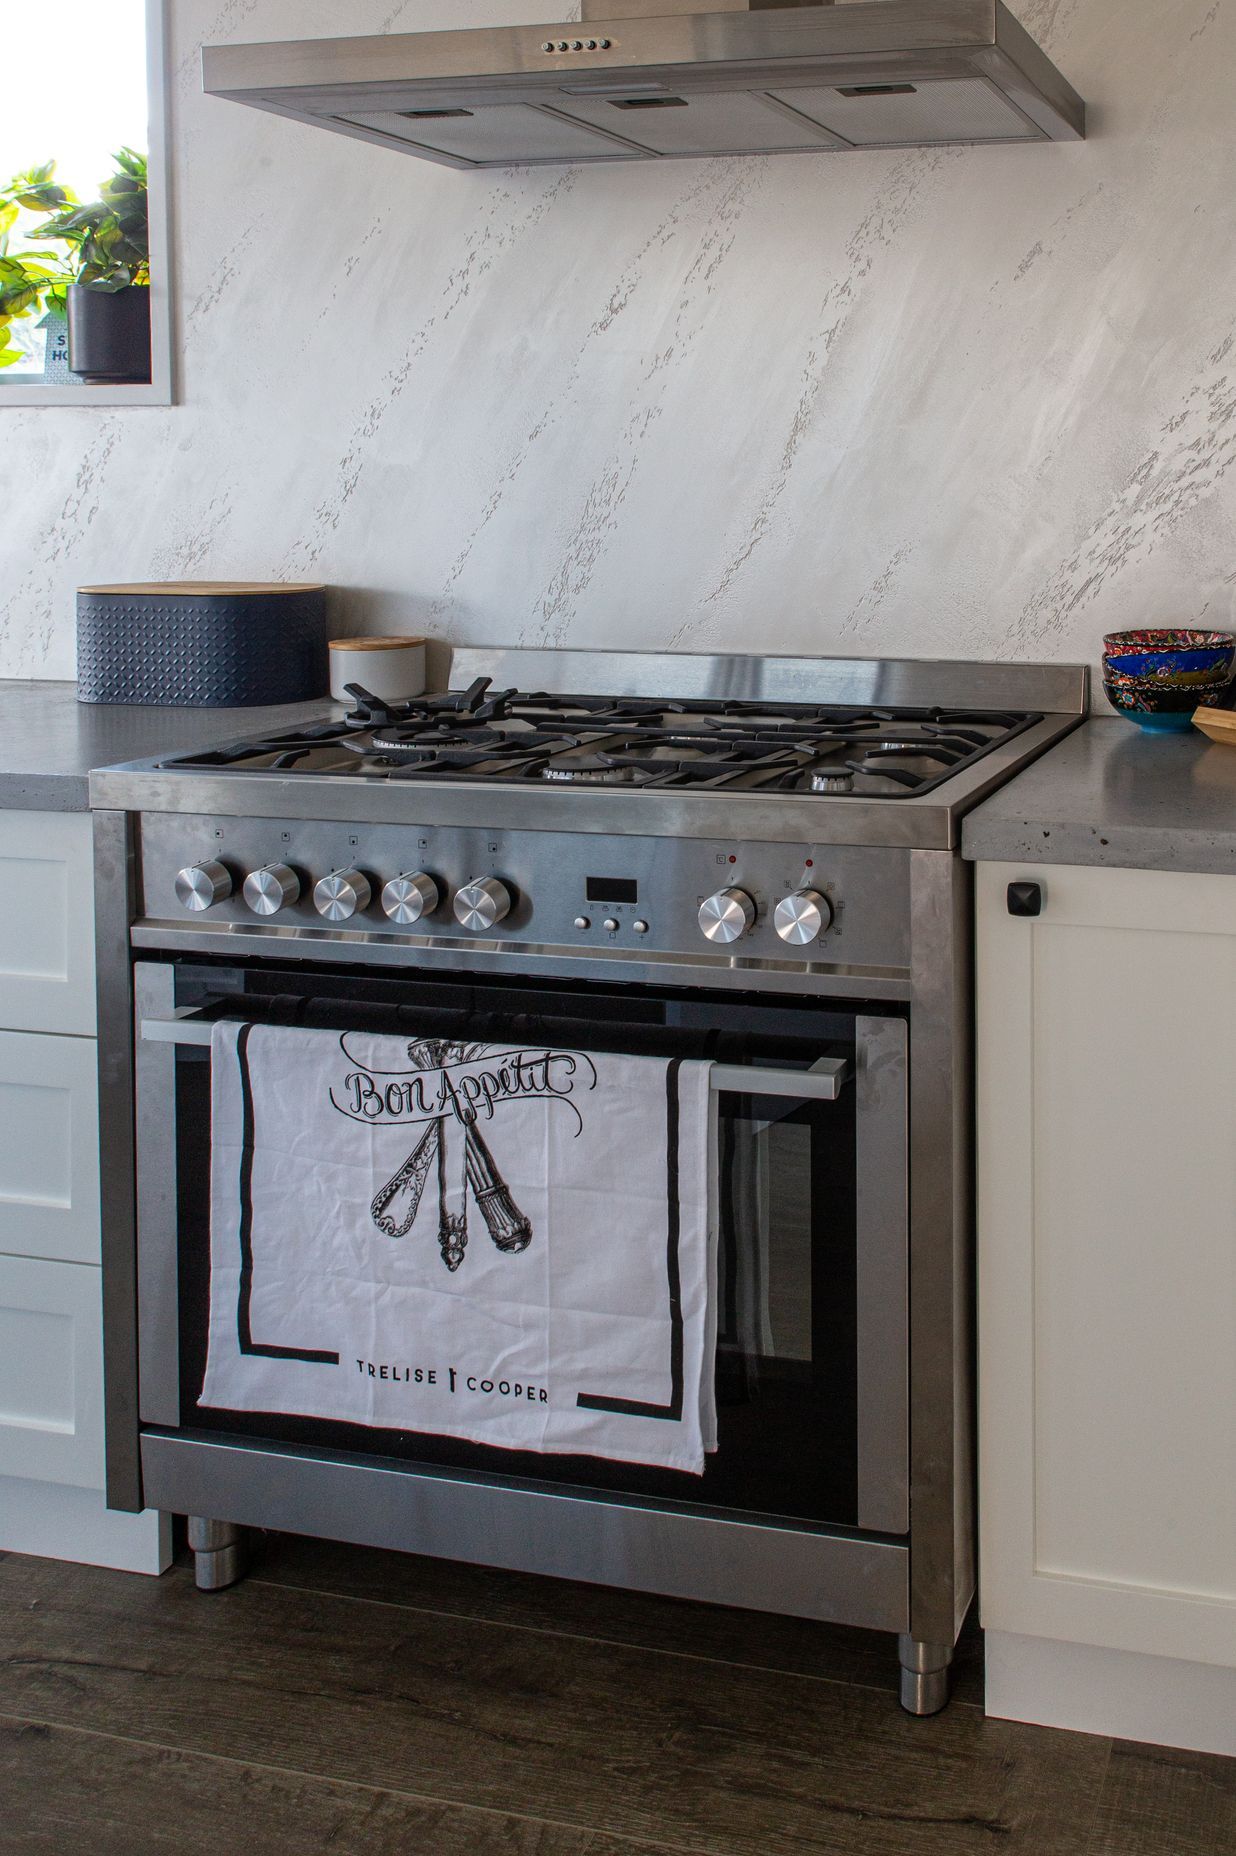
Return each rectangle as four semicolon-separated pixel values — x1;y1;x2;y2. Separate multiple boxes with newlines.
369;1040;533;1272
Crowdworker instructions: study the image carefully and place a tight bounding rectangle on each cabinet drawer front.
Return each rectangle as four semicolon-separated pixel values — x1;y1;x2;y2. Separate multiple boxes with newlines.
0;1031;100;1263
0;811;96;1036
0;1255;104;1489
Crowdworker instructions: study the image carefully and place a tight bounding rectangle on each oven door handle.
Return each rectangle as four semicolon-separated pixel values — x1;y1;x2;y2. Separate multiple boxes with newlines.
139;1015;850;1100
708;1057;850;1101
140;1011;216;1047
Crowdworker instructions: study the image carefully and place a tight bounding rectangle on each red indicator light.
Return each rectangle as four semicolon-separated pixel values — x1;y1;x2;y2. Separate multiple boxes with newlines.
728;854;737;864
805;858;814;868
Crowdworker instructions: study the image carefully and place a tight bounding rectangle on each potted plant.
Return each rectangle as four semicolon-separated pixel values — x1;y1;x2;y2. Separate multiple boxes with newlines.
33;150;151;384
0;164;74;372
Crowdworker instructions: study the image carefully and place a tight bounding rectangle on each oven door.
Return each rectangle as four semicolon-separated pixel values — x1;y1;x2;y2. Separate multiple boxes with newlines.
134;958;908;1541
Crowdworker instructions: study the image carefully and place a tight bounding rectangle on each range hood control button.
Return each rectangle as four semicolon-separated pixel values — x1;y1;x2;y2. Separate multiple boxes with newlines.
314;870;371;921
698;887;756;945
243;864;300;916
381;872;439;925
454;877;512;932
175;861;232;912
774;889;832;945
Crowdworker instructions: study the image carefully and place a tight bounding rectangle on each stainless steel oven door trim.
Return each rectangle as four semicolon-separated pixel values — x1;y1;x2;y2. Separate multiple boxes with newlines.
854;1014;909;1534
139;1430;910;1632
138;1008;852;1100
134;961;182;1428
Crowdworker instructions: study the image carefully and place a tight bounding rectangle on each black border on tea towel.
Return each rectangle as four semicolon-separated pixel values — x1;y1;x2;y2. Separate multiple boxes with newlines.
235;1021;340;1365
575;1057;685;1425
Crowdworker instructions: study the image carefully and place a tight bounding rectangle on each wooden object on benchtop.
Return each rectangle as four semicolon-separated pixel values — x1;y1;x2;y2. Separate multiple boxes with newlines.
1192;708;1236;747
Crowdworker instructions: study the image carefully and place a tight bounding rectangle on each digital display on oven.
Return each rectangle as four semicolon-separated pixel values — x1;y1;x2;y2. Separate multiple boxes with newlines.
586;877;638;905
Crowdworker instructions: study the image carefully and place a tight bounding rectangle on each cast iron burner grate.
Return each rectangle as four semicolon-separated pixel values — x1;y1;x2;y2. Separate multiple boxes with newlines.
156;677;1041;799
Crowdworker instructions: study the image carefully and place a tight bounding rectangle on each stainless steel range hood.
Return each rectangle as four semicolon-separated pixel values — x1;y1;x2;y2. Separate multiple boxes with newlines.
201;1;1084;170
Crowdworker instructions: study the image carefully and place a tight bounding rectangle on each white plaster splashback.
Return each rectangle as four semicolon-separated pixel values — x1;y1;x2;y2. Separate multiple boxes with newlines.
2;0;1234;683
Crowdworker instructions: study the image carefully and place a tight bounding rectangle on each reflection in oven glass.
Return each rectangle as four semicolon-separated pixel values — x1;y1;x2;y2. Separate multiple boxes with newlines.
723;1106;813;1369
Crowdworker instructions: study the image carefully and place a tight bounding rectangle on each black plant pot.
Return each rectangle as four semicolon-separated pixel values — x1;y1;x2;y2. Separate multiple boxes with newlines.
66;284;152;384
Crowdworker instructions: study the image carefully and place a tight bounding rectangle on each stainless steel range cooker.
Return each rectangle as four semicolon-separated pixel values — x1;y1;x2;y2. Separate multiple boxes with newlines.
91;648;1086;1714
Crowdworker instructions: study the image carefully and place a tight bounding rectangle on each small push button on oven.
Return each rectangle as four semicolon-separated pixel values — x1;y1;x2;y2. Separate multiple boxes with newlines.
574;915;591;931
313;870;372;921
603;918;620;934
632;919;649;934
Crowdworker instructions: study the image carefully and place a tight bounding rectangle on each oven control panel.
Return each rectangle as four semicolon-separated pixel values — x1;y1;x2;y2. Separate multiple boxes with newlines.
138;816;912;973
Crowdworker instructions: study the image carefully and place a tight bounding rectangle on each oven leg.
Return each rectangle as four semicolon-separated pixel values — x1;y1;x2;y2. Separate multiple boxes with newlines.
897;1635;953;1716
187;1518;249;1593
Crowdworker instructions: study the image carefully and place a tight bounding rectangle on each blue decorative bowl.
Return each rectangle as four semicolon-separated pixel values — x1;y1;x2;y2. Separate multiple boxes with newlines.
1105;647;1234;683
1115;710;1200;732
1103;629;1236;687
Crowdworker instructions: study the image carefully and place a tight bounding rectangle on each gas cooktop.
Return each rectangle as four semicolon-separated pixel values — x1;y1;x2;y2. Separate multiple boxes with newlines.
154;677;1043;801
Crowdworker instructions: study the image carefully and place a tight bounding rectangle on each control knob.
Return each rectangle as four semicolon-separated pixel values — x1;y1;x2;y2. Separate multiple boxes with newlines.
381;872;440;925
242;863;300;917
698;887;756;945
313;869;371;921
773;888;833;945
454;876;512;932
175;860;232;912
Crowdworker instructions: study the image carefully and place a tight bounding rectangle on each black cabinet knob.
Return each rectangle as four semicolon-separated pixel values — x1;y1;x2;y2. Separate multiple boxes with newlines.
1007;881;1043;918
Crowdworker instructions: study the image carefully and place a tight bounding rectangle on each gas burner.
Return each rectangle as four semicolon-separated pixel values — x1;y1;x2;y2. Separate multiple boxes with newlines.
812;772;855;795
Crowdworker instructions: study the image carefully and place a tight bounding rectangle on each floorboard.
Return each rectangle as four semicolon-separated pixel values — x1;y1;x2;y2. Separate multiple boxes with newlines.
1085;1739;1236;1855
0;1548;1107;1855
0;1715;660;1856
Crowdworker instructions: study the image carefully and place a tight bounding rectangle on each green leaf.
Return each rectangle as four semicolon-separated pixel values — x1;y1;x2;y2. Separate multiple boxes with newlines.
3;152;149;289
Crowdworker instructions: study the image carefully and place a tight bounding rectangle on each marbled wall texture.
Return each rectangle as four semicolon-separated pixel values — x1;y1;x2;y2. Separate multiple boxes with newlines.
2;0;1234;681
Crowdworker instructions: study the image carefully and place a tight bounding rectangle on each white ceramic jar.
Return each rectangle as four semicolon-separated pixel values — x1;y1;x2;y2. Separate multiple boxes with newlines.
329;636;427;705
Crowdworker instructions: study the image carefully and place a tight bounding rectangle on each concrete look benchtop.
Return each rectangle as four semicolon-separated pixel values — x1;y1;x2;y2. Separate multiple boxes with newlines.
3;684;1233;878
0;679;333;811
963;717;1236;876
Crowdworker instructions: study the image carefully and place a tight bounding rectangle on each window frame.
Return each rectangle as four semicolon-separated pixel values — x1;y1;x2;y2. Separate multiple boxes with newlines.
0;0;174;409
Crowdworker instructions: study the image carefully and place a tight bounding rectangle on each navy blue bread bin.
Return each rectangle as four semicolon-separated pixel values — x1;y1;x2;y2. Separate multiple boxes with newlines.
76;582;329;706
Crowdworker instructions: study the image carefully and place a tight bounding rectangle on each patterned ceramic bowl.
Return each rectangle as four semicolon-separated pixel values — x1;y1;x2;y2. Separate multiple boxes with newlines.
1102;630;1236;685
1102;675;1234;731
1102;661;1233;692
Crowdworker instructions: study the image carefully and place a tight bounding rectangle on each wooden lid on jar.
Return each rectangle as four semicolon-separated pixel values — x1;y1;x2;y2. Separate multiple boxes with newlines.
328;636;427;651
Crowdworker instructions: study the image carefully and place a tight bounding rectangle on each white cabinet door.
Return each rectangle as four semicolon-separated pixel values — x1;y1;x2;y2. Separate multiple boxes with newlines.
977;861;1236;1671
0;1030;100;1264
0;1254;106;1490
0;811;96;1036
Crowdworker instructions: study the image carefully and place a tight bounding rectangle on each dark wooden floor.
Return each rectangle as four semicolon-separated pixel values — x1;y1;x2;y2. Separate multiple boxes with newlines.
1;1535;1232;1855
